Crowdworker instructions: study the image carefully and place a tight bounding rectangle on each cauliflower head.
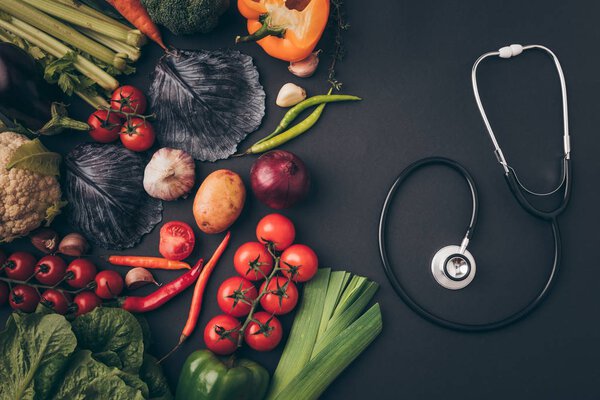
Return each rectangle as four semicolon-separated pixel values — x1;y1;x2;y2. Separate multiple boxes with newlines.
142;0;230;35
0;132;62;242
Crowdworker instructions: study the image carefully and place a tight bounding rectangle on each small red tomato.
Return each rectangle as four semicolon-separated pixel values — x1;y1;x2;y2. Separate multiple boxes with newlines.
256;214;296;251
3;252;36;280
120;117;155;152
40;289;71;315
9;285;40;313
159;221;195;261
0;281;8;306
73;291;102;316
260;276;298;315
87;110;123;143
110;85;147;114
35;255;67;286
66;259;97;289
244;311;283;351
217;276;257;317
204;314;241;355
280;244;319;282
233;242;273;281
94;270;124;299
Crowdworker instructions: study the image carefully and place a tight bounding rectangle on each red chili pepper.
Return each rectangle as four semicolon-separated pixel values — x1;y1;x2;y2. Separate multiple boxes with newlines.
121;258;203;313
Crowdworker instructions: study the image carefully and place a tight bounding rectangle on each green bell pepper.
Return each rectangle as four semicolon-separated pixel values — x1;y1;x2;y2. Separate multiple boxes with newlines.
176;350;270;400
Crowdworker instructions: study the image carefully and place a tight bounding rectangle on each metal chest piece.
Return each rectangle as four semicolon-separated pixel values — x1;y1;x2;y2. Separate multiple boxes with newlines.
431;245;476;290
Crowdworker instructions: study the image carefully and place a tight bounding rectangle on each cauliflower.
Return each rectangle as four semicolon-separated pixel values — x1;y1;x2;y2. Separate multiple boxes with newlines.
0;132;62;242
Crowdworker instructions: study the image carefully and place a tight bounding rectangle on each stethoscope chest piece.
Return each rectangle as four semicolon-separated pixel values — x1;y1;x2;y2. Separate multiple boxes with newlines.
431;245;476;290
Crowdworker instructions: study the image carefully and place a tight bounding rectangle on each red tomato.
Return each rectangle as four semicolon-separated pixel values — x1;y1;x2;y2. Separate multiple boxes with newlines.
233;242;273;281
244;311;283;351
120;117;155;152
66;259;97;289
110;85;147;114
94;270;124;299
159;221;195;261
260;276;298;315
9;285;40;313
204;314;241;355
256;214;295;251
0;281;8;306
3;252;36;280
87;110;123;143
41;289;71;315
73;291;102;316
280;244;319;282
217;276;257;317
35;255;67;286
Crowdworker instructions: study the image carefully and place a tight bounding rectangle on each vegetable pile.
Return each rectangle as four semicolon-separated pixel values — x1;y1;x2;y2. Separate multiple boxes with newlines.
0;306;172;399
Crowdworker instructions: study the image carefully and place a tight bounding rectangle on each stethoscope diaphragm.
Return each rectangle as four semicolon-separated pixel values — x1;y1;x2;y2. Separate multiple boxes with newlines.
431;245;476;290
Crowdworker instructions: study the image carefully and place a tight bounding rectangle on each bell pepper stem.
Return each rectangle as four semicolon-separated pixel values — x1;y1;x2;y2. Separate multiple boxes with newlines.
235;16;286;44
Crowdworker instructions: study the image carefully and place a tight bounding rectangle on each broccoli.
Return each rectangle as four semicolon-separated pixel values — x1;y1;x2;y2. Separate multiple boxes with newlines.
142;0;230;35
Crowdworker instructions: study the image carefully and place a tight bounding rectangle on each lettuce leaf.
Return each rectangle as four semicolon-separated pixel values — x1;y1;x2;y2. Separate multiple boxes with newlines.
140;355;174;400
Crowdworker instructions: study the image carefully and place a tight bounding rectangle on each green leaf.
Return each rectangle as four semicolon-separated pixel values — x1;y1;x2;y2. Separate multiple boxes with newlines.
6;138;62;176
140;355;173;400
71;308;144;374
0;313;77;399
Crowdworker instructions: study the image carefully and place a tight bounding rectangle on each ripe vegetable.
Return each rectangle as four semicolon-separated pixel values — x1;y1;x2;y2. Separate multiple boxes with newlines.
256;213;295;251
203;314;241;355
280;244;319;282
120;117;156;152
143;148;196;201
233;241;274;281
244;311;283;351
3;251;37;280
110;85;147;114
87;110;122;143
276;83;307;107
73;291;102;316
29;228;59;253
217;276;258;317
106;1;167;50
34;255;67;286
94;270;124;299
9;284;40;312
65;258;97;289
57;233;89;257
0;132;63;242
125;267;159;290
141;0;229;35
250;150;310;209
260;276;298;315
40;289;71;315
108;255;190;270
193;170;246;234
159;221;195;261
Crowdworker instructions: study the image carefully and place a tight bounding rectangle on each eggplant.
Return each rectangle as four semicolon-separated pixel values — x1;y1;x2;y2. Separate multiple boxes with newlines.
0;43;62;130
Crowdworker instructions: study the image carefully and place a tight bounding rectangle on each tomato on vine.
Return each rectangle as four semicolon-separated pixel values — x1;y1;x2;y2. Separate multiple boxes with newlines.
260;276;298;315
66;259;97;289
217;276;257;317
256;214;295;251
233;242;273;281
204;314;241;355
9;285;40;313
280;244;319;282
3;252;36;280
40;289;71;315
120;117;155;152
110;85;147;114
73;291;102;316
88;110;123;143
35;255;67;286
244;311;283;351
94;270;124;299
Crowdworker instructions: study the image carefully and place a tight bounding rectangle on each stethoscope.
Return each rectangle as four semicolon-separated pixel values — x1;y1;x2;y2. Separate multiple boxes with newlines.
378;44;572;332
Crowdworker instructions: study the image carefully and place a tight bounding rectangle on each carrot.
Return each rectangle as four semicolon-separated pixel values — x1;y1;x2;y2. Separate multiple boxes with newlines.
108;255;191;270
107;0;167;50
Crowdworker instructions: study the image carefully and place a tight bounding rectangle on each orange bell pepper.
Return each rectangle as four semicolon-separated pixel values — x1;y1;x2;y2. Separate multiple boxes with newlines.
236;0;330;62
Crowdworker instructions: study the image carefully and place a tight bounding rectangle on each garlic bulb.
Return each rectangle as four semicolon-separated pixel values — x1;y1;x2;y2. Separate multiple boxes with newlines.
276;83;307;107
288;51;320;78
144;148;195;201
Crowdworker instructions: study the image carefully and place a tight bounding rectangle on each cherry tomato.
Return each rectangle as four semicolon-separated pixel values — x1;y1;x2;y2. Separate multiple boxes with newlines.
110;85;147;114
244;311;283;351
3;252;36;280
35;255;67;286
280;244;319;282
204;314;241;355
0;281;8;306
40;289;71;315
159;221;195;261
260;276;298;315
66;259;97;289
256;214;295;251
233;242;273;281
217;276;257;317
73;291;102;316
9;285;40;313
120;117;155;152
94;270;124;299
87;110;123;143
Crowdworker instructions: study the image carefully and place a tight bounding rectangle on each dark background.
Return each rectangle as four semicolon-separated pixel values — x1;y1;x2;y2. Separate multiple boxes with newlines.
2;0;600;399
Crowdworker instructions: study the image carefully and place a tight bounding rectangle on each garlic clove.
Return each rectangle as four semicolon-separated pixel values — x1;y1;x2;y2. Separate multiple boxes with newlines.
288;51;320;78
276;83;307;108
125;267;160;290
58;233;89;257
144;148;196;201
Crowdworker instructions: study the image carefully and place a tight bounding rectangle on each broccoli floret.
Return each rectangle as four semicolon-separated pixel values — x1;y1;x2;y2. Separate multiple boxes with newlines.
142;0;230;35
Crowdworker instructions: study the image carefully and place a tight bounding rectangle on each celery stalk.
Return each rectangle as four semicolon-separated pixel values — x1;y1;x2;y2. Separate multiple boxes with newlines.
78;27;141;62
22;0;144;47
0;0;126;70
54;0;134;31
74;90;109;109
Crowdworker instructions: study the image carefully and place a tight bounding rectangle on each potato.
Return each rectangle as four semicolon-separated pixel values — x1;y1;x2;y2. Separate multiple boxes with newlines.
193;169;246;234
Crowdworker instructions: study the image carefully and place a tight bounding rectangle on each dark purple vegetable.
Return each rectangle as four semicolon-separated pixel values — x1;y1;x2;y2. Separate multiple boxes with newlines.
148;49;265;162
250;150;310;209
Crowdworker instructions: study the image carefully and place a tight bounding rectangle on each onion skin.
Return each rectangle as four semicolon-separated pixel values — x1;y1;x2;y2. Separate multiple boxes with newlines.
250;150;310;209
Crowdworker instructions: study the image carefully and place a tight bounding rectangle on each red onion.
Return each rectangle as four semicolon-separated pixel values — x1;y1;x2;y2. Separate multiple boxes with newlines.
250;150;310;209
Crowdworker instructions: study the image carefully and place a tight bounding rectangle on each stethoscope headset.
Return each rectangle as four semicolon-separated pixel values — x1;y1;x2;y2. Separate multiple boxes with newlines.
378;44;571;332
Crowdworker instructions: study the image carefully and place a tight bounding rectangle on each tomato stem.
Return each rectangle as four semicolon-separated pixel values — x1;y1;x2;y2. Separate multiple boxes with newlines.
0;276;80;294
